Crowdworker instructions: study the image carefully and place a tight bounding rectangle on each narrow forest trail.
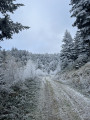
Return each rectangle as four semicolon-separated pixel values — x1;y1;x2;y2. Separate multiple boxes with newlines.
35;76;90;120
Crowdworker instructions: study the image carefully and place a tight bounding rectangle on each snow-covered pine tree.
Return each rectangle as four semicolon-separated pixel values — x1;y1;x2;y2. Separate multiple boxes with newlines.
74;32;89;57
60;30;74;70
0;0;29;41
70;0;90;55
73;32;89;68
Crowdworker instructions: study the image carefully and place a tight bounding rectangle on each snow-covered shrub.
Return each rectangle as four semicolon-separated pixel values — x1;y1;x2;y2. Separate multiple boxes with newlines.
0;76;41;120
3;56;22;87
74;54;88;69
23;60;36;80
36;69;48;76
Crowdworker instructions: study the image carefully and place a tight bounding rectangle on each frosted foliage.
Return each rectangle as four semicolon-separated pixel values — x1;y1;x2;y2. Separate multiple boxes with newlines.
71;0;90;41
36;69;48;76
3;57;19;86
63;30;73;43
60;30;74;70
77;54;88;62
23;60;36;80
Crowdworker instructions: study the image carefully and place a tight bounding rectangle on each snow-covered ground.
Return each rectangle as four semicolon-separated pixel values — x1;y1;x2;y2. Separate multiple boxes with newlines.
35;76;90;120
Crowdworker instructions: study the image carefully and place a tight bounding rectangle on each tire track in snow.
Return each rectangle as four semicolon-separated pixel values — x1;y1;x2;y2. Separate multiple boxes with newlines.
55;82;90;120
36;76;90;120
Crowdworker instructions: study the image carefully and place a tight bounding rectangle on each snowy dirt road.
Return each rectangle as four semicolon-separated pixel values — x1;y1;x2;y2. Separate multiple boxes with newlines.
35;76;90;120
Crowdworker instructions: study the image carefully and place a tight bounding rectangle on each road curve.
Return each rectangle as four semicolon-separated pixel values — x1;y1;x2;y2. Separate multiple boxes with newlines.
35;76;90;120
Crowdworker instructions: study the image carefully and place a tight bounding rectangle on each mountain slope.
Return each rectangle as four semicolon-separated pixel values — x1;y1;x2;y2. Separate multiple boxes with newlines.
56;62;90;97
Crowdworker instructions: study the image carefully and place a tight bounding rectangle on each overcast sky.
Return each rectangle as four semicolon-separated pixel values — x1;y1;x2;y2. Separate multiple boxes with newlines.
0;0;77;53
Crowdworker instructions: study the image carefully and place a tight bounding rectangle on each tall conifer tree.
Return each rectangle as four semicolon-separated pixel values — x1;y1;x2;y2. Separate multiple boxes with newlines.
70;0;90;55
60;30;74;69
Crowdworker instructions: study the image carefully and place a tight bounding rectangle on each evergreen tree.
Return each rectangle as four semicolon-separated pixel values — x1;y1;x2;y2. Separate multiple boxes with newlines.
74;32;89;68
60;30;74;70
0;0;29;41
74;32;89;57
70;0;90;55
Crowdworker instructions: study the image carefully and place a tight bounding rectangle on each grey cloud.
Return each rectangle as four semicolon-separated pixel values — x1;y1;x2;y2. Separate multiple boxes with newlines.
0;0;77;53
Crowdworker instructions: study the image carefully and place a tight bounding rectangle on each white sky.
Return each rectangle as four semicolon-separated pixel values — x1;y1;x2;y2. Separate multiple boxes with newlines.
0;0;77;53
